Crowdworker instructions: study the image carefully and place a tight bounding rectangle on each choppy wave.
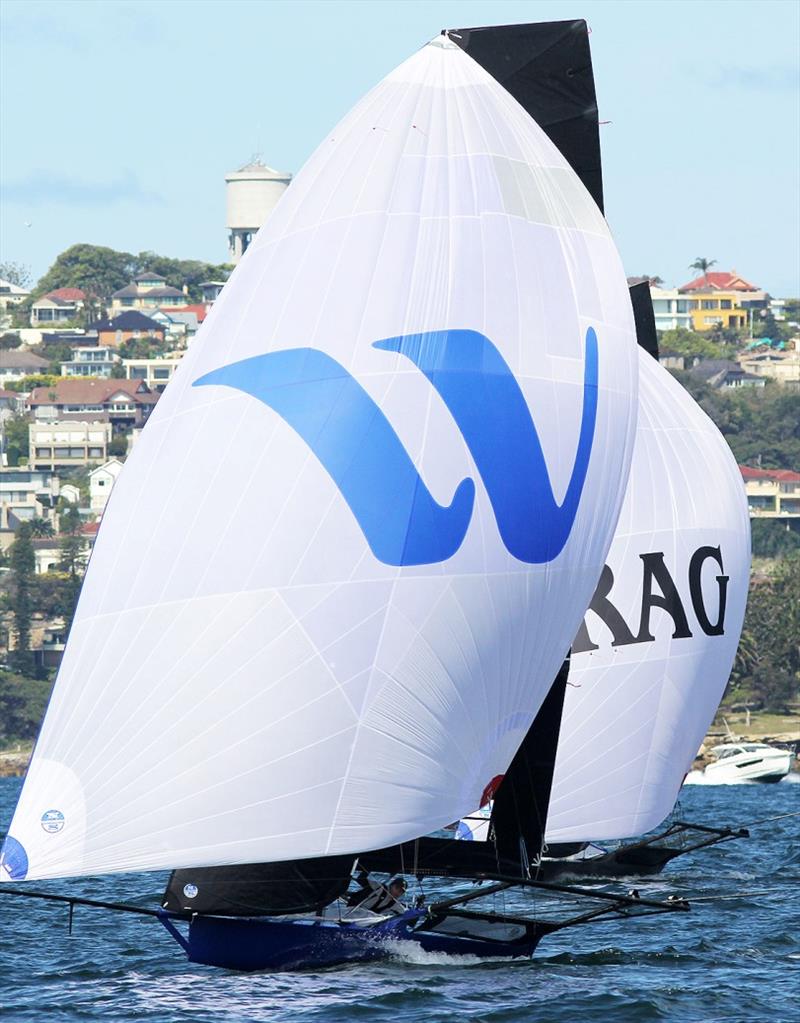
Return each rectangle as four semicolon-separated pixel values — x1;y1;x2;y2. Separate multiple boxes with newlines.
1;779;799;1023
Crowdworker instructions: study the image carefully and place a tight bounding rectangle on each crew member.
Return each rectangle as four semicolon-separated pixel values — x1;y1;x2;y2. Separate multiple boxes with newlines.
347;872;408;915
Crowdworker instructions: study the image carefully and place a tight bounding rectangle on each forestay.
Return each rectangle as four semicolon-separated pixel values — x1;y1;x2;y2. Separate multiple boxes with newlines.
546;349;750;843
2;35;637;882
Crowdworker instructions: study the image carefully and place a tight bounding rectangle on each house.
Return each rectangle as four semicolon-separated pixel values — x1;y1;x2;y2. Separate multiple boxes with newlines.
740;466;800;521
27;378;158;431
658;352;701;371
0;279;30;326
737;344;800;387
30;287;86;326
88;311;166;349
147;308;200;342
32;538;61;575
648;287;695;332
89;458;124;514
688;359;765;389
675;271;770;333
0;387;22;413
28;420;112;471
0;348;50;384
0;467;58;547
109;272;187;315
123;354;183;392
61;346;121;378
199;281;227;306
59;483;81;504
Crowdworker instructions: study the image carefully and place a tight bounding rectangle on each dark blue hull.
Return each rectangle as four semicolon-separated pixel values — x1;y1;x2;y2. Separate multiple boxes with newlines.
158;908;543;971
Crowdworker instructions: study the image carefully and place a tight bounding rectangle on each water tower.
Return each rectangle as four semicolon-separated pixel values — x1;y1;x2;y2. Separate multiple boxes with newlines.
225;157;292;263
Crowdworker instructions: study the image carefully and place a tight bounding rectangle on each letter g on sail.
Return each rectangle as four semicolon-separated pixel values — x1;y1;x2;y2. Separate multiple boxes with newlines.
193;328;598;567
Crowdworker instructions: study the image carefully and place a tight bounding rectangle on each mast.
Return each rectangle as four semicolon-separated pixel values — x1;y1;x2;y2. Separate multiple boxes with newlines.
490;656;570;868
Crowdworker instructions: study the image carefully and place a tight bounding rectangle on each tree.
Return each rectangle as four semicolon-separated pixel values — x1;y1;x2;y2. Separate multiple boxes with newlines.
728;554;800;711
658;327;736;360
1;413;31;466
689;257;717;286
6;523;36;675
0;261;32;288
57;505;86;631
750;521;800;558
29;517;54;539
0;332;22;349
108;433;129;458
31;243;232;306
32;244;137;303
0;669;53;743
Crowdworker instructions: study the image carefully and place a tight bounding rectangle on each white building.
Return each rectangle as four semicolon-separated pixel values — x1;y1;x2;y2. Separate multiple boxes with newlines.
61;346;120;378
649;287;694;332
0;279;29;327
89;458;124;514
123;354;183;392
226;158;291;263
0;468;58;547
29;421;111;471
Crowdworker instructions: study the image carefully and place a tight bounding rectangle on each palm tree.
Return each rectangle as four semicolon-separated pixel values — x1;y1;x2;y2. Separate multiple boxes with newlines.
29;516;54;539
689;257;717;286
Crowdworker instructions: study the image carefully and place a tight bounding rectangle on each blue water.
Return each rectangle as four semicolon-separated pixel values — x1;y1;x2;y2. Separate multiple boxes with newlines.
1;776;797;1022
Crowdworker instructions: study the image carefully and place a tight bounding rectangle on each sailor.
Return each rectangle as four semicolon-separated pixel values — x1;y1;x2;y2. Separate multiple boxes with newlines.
347;872;408;915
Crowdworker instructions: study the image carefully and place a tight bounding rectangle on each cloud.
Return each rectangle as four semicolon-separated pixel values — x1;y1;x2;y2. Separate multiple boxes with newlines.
1;171;164;207
712;65;798;91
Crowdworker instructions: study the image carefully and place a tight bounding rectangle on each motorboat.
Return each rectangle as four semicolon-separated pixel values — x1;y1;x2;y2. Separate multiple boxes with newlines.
702;742;793;783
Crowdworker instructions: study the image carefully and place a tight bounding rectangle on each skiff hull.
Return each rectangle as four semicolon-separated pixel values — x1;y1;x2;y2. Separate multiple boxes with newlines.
158;908;543;971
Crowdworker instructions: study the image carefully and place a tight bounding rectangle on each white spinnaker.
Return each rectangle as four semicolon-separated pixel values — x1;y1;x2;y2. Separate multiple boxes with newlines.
3;37;637;882
546;350;750;843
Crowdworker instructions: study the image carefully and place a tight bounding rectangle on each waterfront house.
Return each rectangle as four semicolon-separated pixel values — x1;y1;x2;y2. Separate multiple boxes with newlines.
688;359;765;389
89;458;124;514
88;311;166;349
28;378;158;431
740;466;800;523
0;348;50;385
28;420;112;472
109;272;187;315
60;346;121;378
30;288;86;326
123;354;182;392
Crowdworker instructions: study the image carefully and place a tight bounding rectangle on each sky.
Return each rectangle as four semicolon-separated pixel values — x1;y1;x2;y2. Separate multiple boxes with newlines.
1;0;798;295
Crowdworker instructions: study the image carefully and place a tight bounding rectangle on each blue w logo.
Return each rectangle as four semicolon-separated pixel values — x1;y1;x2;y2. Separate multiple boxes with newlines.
194;328;598;566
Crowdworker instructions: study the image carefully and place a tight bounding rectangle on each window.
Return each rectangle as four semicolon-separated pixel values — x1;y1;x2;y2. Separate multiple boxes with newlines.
701;299;718;310
54;447;70;457
720;299;732;310
35;447;52;457
130;367;147;379
69;447;83;457
97;479;106;487
153;368;170;380
88;447;103;457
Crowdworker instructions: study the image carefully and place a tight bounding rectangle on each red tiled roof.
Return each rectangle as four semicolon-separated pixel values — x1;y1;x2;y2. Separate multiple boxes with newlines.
80;521;101;536
167;304;207;322
740;464;800;482
0;387;19;398
679;272;759;293
28;378;152;405
46;287;86;301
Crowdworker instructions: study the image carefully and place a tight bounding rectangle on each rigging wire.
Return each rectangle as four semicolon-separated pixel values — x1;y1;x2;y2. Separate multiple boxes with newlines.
738;809;800;829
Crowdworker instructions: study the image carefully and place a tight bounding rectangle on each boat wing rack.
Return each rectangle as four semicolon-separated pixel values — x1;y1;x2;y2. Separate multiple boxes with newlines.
427;872;690;933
